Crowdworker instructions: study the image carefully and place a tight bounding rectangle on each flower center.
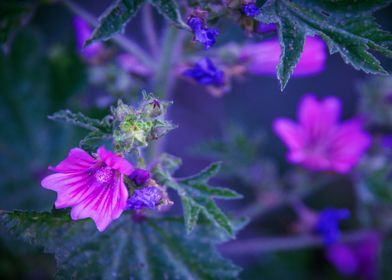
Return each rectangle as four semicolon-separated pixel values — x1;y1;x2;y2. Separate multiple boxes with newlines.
94;166;114;184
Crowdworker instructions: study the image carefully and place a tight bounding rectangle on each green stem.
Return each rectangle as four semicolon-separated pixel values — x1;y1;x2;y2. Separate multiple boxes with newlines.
62;0;154;67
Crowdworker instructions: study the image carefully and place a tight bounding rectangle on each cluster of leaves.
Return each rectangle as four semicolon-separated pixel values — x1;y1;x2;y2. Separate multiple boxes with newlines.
152;154;243;236
256;0;392;89
49;93;175;153
0;210;242;279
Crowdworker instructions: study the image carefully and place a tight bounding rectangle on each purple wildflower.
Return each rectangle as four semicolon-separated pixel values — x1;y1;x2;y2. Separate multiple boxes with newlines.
117;53;152;77
316;208;350;245
242;3;261;17
183;58;225;87
41;146;134;232
126;186;162;210
256;22;276;33
326;232;380;280
187;16;219;49
129;168;151;186
273;95;371;173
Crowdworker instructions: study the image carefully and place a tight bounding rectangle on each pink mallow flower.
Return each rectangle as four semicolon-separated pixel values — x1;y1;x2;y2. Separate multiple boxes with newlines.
240;37;326;77
41;146;134;231
273;95;371;173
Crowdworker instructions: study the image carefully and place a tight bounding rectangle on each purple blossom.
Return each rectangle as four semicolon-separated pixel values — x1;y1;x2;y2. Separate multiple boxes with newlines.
73;16;104;61
129;168;151;186
256;22;276;33
117;53;152;76
126;186;162;210
187;16;219;49
240;37;326;77
315;208;350;245
242;3;261;17
273;95;371;173
41;146;134;232
326;233;380;280
183;58;225;87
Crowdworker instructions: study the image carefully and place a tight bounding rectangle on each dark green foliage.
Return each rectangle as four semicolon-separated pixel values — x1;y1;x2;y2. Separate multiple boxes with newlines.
152;154;242;236
0;210;241;280
86;0;146;45
148;0;188;29
0;29;85;210
256;0;392;90
0;0;34;46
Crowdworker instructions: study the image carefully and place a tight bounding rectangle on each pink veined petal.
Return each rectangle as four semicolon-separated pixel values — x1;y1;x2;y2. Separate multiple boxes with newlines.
329;120;371;173
273;118;305;150
298;94;322;131
320;96;341;129
97;146;134;175
70;173;128;232
49;148;96;173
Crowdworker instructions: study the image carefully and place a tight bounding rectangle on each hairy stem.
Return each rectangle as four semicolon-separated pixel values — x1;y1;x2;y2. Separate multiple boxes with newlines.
220;230;374;255
142;4;159;57
62;0;154;68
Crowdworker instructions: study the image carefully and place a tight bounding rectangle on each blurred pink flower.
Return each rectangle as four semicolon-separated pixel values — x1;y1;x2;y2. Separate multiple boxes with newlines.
73;16;104;61
326;233;381;280
273;95;371;173
117;53;152;77
240;37;326;76
41;146;134;232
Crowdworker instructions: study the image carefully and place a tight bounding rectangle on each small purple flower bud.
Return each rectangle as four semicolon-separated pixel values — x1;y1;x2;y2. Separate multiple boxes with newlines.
129;168;151;186
316;208;350;245
126;186;162;210
183;58;225;87
187;16;219;49
256;22;276;33
242;3;261;17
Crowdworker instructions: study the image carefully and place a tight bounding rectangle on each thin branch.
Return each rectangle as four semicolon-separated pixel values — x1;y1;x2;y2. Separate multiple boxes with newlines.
142;4;159;57
62;0;155;68
219;230;373;255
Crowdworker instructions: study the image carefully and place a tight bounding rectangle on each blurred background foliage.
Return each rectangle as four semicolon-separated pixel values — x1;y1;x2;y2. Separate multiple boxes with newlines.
1;0;392;279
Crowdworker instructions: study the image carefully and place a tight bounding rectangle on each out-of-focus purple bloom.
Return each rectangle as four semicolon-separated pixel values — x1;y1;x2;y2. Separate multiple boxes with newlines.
129;168;151;186
183;57;225;87
242;3;261;17
187;16;219;49
73;16;104;61
240;37;326;76
41;146;134;232
126;186;162;210
117;53;152;77
316;208;350;245
326;233;381;280
381;134;392;148
256;22;276;33
274;95;371;173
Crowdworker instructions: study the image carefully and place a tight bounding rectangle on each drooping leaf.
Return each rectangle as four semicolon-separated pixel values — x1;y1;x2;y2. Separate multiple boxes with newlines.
153;154;242;236
256;0;392;90
148;0;188;29
86;0;145;45
48;110;112;133
0;210;241;280
0;1;34;46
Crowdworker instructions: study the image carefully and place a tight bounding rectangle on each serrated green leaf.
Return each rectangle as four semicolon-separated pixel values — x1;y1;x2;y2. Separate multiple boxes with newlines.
148;0;188;29
0;210;241;279
277;16;305;90
87;0;145;45
181;196;201;234
48;110;112;133
153;156;242;236
256;0;392;90
79;130;112;153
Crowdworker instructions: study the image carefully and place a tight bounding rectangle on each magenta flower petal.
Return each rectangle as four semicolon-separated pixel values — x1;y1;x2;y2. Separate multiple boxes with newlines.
41;146;133;232
97;146;134;175
240;37;326;77
273;94;371;173
73;16;104;60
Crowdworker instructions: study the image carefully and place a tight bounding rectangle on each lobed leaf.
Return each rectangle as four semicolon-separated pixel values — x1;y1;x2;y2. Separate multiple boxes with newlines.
256;0;392;90
0;210;241;280
86;0;145;45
